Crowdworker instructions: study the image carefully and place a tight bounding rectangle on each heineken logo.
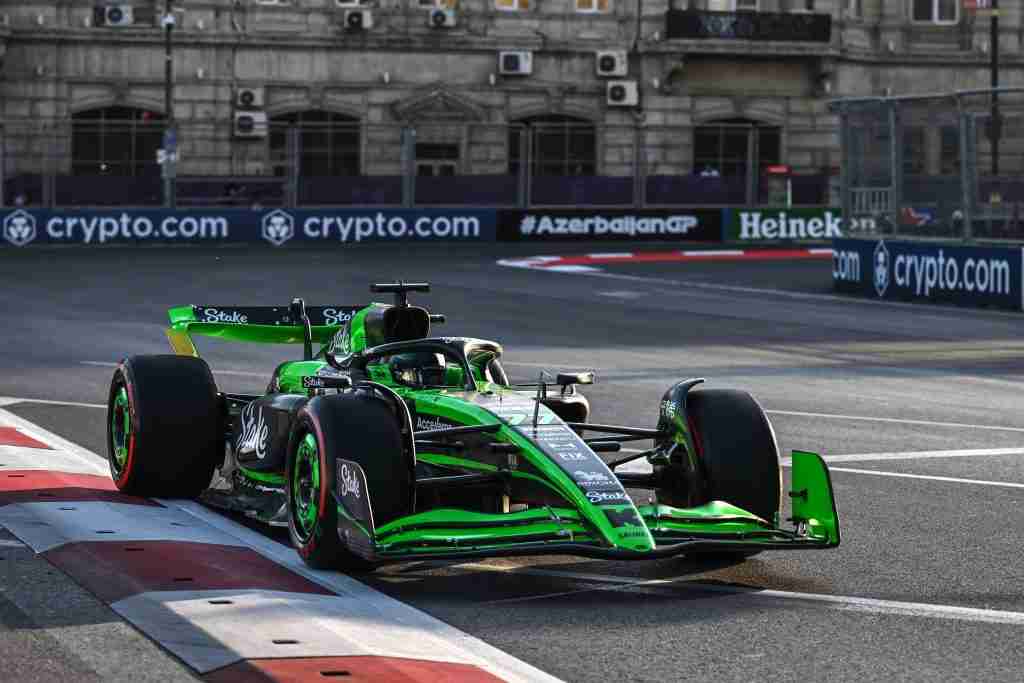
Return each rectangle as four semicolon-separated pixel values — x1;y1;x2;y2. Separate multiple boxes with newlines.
735;210;876;241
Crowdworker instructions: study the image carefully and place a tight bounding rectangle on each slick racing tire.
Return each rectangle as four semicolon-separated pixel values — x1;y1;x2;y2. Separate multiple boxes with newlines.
286;393;412;572
686;389;782;559
107;355;222;498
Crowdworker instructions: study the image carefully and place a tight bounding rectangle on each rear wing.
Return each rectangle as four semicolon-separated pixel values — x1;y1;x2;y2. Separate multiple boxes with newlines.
166;304;367;357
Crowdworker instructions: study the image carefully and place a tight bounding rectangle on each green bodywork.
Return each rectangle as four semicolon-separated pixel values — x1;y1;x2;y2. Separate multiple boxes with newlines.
166;303;840;562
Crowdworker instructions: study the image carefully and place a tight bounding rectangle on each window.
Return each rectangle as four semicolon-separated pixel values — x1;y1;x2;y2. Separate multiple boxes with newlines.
495;0;530;11
693;119;779;179
509;115;596;177
707;0;758;11
911;0;957;24
902;126;925;175
269;111;360;177
71;107;164;176
940;126;960;174
575;0;610;13
416;143;459;177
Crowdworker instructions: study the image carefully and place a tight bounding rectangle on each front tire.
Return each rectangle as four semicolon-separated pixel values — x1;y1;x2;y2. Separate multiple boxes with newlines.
107;355;221;498
688;389;782;526
286;393;412;572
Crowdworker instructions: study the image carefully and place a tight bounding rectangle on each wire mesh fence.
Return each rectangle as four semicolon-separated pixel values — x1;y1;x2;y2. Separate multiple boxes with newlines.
832;88;1024;241
0;117;835;209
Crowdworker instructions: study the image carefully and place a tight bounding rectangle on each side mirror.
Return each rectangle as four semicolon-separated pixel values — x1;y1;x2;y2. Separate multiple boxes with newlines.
556;371;595;387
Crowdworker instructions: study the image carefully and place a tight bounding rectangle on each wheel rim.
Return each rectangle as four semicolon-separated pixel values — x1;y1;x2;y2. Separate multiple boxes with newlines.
110;386;131;477
292;433;321;542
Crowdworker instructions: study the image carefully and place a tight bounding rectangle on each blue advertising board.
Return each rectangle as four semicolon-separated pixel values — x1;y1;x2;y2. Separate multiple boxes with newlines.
0;208;496;247
832;238;1022;311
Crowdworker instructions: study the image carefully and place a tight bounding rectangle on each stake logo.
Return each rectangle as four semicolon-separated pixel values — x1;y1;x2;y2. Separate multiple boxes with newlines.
339;463;362;500
236;403;270;460
3;210;37;247
873;240;891;297
261;209;294;246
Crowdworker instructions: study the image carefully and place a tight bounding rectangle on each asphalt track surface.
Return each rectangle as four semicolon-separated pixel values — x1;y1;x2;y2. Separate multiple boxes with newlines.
3;243;1024;681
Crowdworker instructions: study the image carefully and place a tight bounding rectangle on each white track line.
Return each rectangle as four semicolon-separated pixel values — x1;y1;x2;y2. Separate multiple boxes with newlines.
828;467;1024;489
814;447;1024;464
0;407;107;475
455;564;1024;626
767;409;1024;433
0;396;105;409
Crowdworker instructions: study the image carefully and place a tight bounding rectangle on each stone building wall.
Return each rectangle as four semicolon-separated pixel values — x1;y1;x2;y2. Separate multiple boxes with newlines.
0;0;1020;190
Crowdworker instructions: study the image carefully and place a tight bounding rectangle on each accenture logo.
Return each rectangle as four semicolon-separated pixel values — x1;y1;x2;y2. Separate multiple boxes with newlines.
261;209;294;246
3;210;37;247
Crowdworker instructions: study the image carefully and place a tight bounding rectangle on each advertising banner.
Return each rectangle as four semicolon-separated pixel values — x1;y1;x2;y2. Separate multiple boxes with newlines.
832;238;1022;311
497;208;724;242
727;207;877;242
0;208;496;247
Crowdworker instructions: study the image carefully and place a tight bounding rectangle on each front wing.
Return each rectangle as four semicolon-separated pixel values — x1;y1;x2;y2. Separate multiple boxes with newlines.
334;450;840;563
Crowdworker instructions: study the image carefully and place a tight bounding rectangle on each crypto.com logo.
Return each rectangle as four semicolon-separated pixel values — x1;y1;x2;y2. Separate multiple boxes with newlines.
261;209;294;246
873;240;890;297
3;210;37;247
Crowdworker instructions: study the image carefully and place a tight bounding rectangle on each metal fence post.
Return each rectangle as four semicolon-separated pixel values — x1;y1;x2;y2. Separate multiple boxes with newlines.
890;101;903;235
0;124;5;207
633;124;643;209
401;126;416;208
285;126;299;208
959;97;975;241
838;104;852;232
523;127;532;209
44;133;56;209
746;126;757;206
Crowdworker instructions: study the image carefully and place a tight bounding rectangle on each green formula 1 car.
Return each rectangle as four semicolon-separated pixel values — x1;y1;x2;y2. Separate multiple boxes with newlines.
106;282;839;570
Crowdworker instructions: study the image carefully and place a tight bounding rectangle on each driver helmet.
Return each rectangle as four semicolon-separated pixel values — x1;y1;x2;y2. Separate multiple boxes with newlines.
389;352;446;387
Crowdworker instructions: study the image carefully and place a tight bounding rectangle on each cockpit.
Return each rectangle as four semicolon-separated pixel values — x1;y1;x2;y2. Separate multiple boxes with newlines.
326;282;510;391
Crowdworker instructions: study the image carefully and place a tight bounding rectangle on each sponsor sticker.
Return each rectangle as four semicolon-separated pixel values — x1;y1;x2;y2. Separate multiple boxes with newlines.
833;238;1021;311
0;209;495;247
728;208;876;241
498;209;722;242
262;210;295;246
3;210;37;247
236;402;270;460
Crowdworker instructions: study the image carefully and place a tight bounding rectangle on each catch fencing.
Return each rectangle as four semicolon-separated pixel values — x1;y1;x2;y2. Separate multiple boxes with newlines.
0;118;833;210
831;87;1024;241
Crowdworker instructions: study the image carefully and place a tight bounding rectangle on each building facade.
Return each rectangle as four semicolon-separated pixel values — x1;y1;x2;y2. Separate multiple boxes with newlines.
0;1;1019;206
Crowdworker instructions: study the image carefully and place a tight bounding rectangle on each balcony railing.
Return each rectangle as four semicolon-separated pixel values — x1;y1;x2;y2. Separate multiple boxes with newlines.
665;9;832;43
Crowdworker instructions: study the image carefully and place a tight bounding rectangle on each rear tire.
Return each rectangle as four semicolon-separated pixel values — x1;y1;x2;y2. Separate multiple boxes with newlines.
107;355;221;498
286;393;412;572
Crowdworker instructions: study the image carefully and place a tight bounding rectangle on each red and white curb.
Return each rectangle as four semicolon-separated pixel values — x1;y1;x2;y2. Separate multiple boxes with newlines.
498;248;834;272
0;404;562;683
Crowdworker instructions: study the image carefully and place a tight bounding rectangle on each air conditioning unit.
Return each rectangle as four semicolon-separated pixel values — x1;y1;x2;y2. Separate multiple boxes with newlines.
236;88;265;110
344;9;373;30
94;5;134;27
595;50;627;78
428;8;457;28
606;80;638;107
498;51;532;76
234;111;269;139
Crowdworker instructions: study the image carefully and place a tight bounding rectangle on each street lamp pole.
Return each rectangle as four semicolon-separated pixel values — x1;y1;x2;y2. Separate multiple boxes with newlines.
990;0;1000;177
162;0;177;208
